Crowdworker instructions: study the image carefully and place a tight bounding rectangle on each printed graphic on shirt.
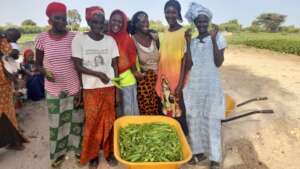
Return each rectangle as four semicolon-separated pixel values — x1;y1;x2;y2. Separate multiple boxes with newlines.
83;49;108;68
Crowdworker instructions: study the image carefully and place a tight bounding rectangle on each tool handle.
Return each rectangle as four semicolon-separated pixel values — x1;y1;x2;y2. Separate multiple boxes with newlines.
237;97;268;107
221;109;274;123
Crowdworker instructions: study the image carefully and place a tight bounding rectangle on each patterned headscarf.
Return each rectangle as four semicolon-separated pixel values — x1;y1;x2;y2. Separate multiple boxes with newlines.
185;2;213;23
0;38;12;56
85;6;105;21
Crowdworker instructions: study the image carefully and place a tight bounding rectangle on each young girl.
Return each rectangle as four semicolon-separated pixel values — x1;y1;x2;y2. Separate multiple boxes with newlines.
108;10;139;116
21;49;45;101
155;0;190;135
128;11;161;115
184;3;227;169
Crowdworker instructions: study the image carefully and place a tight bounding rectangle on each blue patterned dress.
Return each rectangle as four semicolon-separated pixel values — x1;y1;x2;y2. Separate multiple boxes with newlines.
183;33;227;162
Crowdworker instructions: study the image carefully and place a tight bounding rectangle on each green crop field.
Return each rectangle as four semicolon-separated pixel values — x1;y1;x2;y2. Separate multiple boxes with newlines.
18;32;300;56
226;32;300;56
19;34;37;44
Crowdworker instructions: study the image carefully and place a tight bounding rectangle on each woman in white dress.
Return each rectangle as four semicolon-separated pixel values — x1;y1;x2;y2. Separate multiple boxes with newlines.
184;2;227;169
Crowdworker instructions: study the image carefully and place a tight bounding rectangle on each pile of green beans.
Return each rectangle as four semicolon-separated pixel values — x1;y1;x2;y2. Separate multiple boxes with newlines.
119;122;183;162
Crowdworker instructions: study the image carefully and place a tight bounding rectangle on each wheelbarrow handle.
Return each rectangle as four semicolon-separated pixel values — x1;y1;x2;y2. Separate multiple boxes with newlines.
260;109;274;114
236;97;268;107
221;109;274;123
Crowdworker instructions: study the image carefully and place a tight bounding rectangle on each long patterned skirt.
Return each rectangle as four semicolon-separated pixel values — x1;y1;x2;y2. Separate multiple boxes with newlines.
80;87;116;165
0;83;18;128
137;70;161;115
0;83;27;147
46;92;84;161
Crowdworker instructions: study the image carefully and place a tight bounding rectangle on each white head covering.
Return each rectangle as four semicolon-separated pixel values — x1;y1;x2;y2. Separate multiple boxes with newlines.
185;2;213;23
10;42;20;51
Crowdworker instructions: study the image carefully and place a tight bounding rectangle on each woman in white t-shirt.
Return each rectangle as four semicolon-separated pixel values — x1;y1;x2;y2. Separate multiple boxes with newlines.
71;6;119;169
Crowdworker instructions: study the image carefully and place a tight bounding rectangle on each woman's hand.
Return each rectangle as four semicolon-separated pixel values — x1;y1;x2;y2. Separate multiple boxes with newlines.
96;72;110;84
74;89;82;108
133;71;145;81
42;68;55;82
185;28;192;44
148;29;159;41
210;24;219;40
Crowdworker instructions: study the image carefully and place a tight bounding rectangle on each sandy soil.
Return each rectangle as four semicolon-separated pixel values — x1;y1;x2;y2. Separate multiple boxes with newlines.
0;45;299;169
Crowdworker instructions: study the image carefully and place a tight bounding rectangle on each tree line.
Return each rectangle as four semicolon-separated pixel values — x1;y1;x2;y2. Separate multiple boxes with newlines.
0;10;299;34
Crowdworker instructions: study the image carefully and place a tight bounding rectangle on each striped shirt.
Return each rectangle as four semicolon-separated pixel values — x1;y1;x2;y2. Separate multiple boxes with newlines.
35;32;80;96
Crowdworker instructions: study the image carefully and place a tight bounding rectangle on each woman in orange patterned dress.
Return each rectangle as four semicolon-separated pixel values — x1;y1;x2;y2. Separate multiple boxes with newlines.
0;33;27;150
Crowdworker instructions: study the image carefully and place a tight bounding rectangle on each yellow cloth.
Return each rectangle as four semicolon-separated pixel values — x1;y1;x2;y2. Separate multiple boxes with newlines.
118;69;136;87
156;28;187;97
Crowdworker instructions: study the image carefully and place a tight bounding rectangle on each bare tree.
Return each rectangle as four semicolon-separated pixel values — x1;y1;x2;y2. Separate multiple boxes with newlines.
67;9;81;31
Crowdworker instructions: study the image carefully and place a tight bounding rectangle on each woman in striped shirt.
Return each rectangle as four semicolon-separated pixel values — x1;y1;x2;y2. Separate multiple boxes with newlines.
34;2;84;168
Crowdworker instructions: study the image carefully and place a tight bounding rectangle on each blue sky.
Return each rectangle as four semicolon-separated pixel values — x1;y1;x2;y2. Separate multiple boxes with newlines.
1;0;299;27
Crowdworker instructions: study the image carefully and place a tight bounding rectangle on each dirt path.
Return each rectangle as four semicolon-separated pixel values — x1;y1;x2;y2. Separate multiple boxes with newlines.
222;46;300;169
0;45;299;169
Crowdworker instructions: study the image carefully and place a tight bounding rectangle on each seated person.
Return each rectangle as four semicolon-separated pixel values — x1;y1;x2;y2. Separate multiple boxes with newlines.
21;49;45;101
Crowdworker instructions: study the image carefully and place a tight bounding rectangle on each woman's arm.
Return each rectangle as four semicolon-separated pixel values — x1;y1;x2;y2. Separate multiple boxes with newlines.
210;27;225;67
35;49;44;72
212;39;225;67
112;57;121;105
72;57;110;84
128;38;144;80
175;29;193;96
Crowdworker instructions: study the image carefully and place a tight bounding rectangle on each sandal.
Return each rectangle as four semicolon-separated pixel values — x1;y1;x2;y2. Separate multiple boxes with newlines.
188;156;199;165
75;154;81;164
188;153;206;165
107;154;118;167
51;155;65;168
210;161;220;169
89;157;99;169
196;153;206;162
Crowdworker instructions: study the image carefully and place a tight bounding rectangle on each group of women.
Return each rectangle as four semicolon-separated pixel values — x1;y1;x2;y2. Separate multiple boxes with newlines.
0;0;227;169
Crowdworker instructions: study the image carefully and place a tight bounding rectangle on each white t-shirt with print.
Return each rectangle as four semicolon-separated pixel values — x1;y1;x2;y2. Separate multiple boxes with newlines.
72;33;119;89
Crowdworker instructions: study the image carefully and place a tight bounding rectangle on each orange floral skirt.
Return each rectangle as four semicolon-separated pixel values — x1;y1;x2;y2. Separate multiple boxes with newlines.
80;87;116;164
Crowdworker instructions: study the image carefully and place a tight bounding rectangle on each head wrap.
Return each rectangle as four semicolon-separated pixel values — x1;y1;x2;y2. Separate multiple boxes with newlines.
185;2;213;23
10;43;20;51
108;10;137;74
23;49;34;64
23;49;34;58
85;6;105;21
46;2;67;18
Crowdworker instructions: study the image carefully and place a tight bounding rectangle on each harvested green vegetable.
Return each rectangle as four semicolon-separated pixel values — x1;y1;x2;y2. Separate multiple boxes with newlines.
119;122;183;162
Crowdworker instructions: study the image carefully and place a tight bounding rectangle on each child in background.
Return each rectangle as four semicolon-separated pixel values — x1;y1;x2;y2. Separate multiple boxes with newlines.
21;49;45;101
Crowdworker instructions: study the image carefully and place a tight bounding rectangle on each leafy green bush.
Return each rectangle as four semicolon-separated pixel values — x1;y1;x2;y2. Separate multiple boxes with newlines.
245;39;300;55
19;26;43;34
227;32;300;56
279;26;300;33
219;20;241;33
